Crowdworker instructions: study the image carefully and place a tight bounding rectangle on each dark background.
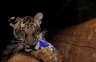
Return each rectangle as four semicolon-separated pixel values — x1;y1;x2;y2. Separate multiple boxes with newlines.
0;0;96;53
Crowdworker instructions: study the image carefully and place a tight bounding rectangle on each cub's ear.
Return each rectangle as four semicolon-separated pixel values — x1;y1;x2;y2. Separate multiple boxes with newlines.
34;12;43;26
8;17;15;28
8;17;15;21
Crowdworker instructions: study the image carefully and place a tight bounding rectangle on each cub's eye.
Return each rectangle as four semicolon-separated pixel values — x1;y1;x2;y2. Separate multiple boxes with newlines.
21;23;25;27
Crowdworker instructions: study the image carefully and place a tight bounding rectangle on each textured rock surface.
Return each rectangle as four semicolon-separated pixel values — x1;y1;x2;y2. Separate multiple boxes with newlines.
48;18;96;62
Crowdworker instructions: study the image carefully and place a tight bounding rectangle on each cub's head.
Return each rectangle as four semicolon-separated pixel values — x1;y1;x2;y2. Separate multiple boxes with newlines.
8;12;43;45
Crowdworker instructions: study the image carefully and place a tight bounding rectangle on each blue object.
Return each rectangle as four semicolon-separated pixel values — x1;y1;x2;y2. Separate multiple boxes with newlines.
35;40;54;50
39;40;49;48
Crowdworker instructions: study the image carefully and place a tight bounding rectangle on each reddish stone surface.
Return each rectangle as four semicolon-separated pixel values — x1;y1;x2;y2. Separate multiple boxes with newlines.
48;18;96;62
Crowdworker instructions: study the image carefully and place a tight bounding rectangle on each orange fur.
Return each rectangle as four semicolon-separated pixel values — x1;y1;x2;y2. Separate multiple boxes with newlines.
7;53;39;62
48;18;96;62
